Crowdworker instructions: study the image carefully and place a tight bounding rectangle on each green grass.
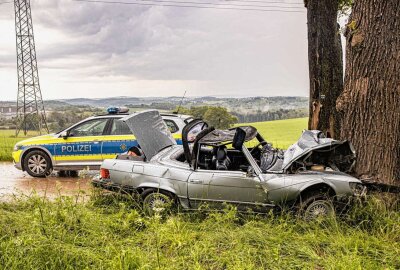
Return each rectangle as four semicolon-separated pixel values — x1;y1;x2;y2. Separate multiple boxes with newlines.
0;130;31;162
0;191;398;269
0;118;307;162
237;117;308;149
0;130;41;161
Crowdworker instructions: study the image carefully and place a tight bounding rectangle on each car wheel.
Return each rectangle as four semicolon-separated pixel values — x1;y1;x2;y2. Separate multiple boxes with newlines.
23;150;52;178
142;191;175;216
299;193;335;221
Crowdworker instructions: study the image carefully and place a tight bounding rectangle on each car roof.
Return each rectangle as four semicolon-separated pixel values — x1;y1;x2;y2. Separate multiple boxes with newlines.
92;112;192;121
197;126;258;145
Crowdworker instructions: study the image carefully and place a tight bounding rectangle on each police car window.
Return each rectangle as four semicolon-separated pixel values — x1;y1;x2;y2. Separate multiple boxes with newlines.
68;119;108;137
110;119;132;135
164;120;178;133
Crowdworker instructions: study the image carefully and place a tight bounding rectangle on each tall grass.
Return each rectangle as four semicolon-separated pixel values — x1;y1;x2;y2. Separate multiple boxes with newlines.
0;190;398;269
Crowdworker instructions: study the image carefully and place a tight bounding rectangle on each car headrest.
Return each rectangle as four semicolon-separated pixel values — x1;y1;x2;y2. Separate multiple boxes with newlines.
216;146;228;161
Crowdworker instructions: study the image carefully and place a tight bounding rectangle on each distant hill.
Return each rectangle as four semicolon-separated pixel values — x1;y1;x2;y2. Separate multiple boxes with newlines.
56;96;308;112
1;96;309;123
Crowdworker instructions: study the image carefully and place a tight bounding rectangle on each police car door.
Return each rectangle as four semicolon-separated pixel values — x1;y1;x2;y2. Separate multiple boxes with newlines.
54;118;110;168
101;117;183;159
101;118;136;160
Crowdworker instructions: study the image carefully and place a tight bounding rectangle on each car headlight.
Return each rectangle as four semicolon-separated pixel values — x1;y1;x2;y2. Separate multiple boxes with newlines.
349;182;367;196
13;144;23;151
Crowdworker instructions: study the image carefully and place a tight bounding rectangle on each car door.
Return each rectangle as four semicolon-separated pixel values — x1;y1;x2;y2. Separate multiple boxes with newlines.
101;118;137;160
187;169;268;211
54;118;109;167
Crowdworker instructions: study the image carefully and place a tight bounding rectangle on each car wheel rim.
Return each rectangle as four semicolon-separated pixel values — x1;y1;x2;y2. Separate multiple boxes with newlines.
304;200;333;220
28;155;47;174
146;194;172;215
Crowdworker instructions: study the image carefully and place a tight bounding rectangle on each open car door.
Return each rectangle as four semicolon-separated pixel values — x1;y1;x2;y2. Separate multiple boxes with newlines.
181;119;209;166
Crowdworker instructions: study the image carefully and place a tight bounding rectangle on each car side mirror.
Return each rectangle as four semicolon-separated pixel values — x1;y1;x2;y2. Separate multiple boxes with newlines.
246;166;256;177
60;131;68;139
233;127;246;150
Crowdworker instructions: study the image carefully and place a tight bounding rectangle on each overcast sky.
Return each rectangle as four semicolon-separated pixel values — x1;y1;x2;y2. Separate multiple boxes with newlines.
0;0;308;100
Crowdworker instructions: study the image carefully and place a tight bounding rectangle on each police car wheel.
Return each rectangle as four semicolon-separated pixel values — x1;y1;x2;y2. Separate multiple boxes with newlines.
24;150;52;178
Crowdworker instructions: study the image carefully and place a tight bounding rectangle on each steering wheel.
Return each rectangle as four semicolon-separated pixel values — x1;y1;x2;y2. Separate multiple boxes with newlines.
250;141;267;154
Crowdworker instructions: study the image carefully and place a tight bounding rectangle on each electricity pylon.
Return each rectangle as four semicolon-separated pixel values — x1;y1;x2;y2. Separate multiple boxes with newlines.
14;0;48;136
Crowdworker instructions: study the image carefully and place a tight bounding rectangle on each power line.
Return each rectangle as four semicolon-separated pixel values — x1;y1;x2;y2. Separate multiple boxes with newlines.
73;0;305;12
221;0;303;5
0;1;13;5
100;0;305;9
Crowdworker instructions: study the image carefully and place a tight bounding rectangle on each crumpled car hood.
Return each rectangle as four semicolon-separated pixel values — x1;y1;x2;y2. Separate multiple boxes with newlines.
282;130;355;172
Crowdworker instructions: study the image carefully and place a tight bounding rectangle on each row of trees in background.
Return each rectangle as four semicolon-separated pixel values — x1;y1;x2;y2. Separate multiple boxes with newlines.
0;107;102;132
233;108;307;123
177;106;238;129
306;0;399;184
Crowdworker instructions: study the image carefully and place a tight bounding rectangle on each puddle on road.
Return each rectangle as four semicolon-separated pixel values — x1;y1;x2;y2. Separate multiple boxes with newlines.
0;162;97;198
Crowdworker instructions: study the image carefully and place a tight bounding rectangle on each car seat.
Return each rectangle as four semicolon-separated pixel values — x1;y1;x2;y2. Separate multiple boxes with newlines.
212;146;231;170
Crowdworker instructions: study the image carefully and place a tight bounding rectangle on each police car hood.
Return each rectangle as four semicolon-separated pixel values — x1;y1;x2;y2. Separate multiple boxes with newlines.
121;110;176;161
15;134;56;146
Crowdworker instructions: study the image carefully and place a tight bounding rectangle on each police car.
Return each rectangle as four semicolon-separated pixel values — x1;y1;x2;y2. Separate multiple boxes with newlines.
12;108;193;178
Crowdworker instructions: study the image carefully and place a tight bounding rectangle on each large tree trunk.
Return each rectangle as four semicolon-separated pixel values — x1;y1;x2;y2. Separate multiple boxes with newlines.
306;0;343;138
337;0;400;184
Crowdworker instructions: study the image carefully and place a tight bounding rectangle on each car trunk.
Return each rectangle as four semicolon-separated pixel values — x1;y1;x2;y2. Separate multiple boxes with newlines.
121;110;176;161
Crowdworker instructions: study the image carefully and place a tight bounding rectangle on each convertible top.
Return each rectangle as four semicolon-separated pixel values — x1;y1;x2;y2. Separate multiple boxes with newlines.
198;126;258;145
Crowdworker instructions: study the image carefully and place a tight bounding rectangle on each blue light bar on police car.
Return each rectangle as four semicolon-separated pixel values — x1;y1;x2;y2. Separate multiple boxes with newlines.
107;107;129;114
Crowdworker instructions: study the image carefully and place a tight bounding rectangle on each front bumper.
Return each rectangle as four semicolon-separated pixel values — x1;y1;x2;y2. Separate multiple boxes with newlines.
12;150;23;170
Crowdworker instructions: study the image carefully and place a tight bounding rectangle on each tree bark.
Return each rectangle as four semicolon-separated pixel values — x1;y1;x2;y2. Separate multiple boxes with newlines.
306;0;343;138
337;0;400;184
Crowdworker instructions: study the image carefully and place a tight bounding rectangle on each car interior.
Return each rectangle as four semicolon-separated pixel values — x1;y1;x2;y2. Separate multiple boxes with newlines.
193;143;283;172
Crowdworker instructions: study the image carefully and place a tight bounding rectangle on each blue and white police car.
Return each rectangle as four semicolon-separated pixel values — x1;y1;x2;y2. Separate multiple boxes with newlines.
12;107;192;177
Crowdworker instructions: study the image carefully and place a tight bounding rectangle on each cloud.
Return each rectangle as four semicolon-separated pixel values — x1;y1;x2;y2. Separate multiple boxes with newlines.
0;0;309;99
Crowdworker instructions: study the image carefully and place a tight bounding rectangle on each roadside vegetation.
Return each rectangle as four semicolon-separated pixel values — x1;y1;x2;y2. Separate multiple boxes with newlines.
0;190;398;269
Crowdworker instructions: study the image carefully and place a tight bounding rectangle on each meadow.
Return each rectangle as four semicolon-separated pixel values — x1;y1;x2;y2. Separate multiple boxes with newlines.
0;191;398;269
236;117;308;149
0;117;308;162
0;130;40;162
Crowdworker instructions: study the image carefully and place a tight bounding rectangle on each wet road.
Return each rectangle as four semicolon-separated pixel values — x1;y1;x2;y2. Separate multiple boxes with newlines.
0;162;95;198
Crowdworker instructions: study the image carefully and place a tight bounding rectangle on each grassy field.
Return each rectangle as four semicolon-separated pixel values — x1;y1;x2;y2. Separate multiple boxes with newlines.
0;118;307;162
238;117;308;149
0;130;28;162
0;192;398;269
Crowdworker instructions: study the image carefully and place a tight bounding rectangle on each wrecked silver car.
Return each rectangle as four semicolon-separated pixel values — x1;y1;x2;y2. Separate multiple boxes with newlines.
93;110;366;219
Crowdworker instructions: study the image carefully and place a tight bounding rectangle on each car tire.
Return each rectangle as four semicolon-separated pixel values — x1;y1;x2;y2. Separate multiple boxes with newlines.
299;192;335;221
142;190;175;216
23;150;53;178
